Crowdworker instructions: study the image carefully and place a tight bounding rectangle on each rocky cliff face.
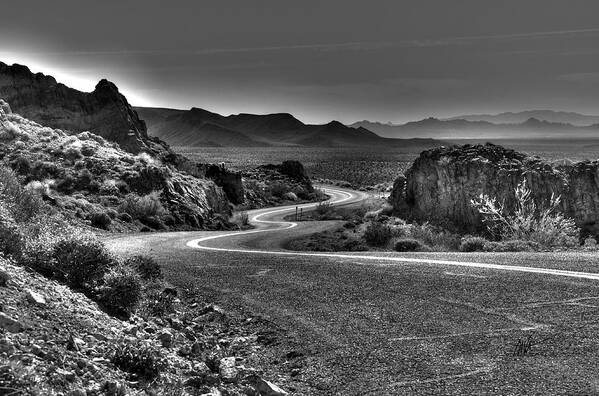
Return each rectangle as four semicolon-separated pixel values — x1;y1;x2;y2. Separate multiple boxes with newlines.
392;143;599;235
0;62;157;153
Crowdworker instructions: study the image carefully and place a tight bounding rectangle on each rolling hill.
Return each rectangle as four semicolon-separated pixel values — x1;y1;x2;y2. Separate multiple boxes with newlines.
136;106;441;147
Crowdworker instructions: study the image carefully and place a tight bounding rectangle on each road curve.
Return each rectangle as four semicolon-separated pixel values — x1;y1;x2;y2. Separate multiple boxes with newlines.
187;187;599;281
104;185;599;394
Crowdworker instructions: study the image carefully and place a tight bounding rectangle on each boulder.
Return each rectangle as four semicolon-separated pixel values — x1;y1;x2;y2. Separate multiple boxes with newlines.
157;329;173;348
205;164;244;204
25;289;47;305
0;269;10;287
219;357;238;383
279;160;309;181
283;192;298;201
254;377;289;396
391;143;599;235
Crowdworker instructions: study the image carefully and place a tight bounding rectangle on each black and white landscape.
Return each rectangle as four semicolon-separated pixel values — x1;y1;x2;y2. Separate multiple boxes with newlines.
2;1;599;395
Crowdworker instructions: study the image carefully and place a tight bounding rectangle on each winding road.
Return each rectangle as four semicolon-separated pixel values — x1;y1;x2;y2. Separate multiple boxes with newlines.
106;186;599;395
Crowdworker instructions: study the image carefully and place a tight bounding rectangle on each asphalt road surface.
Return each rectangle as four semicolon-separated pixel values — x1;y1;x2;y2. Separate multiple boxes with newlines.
106;187;599;395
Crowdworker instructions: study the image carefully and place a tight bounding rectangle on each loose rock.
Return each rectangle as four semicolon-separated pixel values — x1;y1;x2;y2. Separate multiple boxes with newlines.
219;356;238;383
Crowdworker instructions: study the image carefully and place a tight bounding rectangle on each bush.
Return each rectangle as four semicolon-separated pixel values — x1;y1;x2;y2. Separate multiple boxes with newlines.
64;146;82;161
410;222;460;251
0;166;45;222
119;192;165;220
163;214;176;226
483;240;539;252
126;255;162;281
316;200;333;216
459;236;488;252
140;216;165;230
0;204;22;257
90;212;112;229
111;339;167;379
233;211;249;227
471;179;579;249
100;265;143;316
50;236;118;289
141;283;176;318
9;155;31;175
364;221;393;246
268;182;287;198
80;143;96;156
394;238;424;252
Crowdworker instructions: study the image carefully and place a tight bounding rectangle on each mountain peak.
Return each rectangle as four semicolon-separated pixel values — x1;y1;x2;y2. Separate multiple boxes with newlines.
94;78;119;92
0;62;153;153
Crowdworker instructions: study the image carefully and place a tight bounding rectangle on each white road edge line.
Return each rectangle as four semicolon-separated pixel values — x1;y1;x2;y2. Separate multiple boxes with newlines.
187;188;599;281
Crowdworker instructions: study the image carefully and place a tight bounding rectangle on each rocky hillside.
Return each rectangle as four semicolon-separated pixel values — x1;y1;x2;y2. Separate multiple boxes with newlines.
0;99;231;231
391;143;599;235
0;256;296;395
136;106;441;148
0;62;163;154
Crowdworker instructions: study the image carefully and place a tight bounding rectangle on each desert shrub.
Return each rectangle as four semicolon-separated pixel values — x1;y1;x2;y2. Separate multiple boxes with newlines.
9;155;31;175
100;265;143;316
316;200;333;216
364;221;393;246
64;146;82;161
80;143;96;156
126;255;162;281
90;212;112;229
0;166;45;222
140;216;165;230
0;204;22;257
31;160;61;180
343;239;369;251
119;192;165;220
459;236;488;252
471;180;579;249
115;179;130;194
410;222;460;251
163;214;176;226
583;237;598;251
111;339;167;379
99;179;120;196
483;240;539;252
233;211;249;227
394;238;424;252
268;182;287;198
43;236;118;289
141;283;176;318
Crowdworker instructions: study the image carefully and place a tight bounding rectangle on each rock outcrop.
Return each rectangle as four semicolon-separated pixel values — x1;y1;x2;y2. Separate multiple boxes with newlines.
204;164;244;205
392;143;599;235
258;160;313;191
0;101;231;230
0;62;157;153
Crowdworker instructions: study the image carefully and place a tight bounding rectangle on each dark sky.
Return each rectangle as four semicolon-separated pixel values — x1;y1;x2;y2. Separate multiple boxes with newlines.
2;0;599;123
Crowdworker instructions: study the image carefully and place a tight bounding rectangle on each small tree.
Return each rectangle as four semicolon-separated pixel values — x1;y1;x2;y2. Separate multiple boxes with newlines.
471;180;578;248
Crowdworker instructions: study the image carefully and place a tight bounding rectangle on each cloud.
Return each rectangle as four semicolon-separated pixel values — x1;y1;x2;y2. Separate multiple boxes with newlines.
5;27;599;58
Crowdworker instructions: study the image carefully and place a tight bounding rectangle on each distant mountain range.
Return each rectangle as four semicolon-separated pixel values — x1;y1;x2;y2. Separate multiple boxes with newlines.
136;107;440;147
351;114;599;140
444;110;599;126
